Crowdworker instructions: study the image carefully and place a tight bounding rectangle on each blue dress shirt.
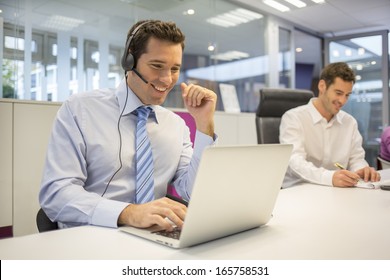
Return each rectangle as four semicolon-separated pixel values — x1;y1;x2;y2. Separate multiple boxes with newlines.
39;79;216;228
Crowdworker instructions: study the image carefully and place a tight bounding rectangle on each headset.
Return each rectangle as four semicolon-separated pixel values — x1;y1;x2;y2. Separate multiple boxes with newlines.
102;21;150;197
121;21;150;72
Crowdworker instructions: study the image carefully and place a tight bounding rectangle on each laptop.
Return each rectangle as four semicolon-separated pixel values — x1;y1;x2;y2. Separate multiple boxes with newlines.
119;144;292;248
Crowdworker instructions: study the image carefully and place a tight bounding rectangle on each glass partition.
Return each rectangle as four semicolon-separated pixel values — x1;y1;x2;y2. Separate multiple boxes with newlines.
1;0;268;112
279;27;291;88
325;31;389;166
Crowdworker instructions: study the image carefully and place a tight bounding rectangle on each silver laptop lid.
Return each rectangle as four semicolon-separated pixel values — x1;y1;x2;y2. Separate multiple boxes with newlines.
179;144;292;247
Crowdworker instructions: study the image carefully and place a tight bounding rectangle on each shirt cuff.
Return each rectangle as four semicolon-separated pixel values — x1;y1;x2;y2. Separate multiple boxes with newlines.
91;199;129;228
193;130;217;158
322;170;335;186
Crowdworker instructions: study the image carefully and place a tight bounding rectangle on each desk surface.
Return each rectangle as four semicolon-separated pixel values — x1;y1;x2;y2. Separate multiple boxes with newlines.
1;184;389;260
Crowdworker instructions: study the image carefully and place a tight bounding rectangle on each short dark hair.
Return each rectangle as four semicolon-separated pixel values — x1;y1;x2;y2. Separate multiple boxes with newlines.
127;20;185;67
320;62;356;88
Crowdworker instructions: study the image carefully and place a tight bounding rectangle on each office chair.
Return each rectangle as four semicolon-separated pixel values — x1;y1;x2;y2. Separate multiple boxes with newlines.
256;88;314;144
377;156;390;170
36;208;58;232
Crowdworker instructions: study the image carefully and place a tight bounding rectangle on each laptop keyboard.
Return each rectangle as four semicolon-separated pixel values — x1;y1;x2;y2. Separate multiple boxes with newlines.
152;227;182;240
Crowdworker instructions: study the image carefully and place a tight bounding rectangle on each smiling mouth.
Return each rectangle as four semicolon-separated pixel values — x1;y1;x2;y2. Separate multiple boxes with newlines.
152;84;168;93
333;102;342;110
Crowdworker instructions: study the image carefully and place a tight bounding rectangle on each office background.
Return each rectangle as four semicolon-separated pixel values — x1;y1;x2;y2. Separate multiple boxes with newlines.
1;0;389;162
0;0;389;238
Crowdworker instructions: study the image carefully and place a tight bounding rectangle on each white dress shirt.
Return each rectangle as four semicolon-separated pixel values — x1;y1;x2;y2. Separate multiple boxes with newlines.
39;79;216;228
280;98;368;188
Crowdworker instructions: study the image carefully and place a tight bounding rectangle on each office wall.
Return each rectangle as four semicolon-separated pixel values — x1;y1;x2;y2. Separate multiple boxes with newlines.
0;99;256;237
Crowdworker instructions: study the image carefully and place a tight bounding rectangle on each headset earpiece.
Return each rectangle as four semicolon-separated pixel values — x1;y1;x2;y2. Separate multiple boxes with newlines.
121;21;149;72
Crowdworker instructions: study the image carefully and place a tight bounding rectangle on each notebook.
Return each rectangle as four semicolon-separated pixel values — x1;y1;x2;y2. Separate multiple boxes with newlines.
356;174;390;189
119;144;293;248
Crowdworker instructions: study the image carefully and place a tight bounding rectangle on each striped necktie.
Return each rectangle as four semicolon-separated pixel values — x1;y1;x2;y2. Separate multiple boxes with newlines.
134;106;154;204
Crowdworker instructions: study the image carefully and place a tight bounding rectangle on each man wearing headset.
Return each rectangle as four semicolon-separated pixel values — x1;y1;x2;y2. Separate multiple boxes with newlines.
39;20;217;231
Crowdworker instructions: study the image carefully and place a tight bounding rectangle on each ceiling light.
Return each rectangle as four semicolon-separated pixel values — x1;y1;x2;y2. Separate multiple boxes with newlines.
355;75;362;81
210;51;249;61
207;17;236;28
41;15;85;31
206;8;263;28
183;9;195;15
332;50;340;57
224;13;250;24
345;48;352;56
284;0;306;8
208;44;215;52
371;61;376;65
296;47;303;53
356;64;363;71
311;0;326;3
263;0;290;12
233;8;263;20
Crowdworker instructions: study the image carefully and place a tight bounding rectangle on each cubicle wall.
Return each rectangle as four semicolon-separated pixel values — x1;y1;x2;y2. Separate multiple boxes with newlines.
0;99;62;237
0;99;256;237
13;102;61;236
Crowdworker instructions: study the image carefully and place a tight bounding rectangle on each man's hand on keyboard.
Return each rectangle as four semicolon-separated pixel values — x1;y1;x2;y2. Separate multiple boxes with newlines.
118;197;187;231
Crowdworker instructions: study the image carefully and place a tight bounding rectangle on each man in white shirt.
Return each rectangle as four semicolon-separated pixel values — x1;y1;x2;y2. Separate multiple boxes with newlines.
280;62;380;188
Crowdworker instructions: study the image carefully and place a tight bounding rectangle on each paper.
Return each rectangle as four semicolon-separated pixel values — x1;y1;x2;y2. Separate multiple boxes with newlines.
356;178;390;189
219;83;241;113
355;181;378;189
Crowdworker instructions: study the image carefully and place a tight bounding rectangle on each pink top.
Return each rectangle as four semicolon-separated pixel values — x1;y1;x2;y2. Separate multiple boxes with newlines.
380;126;390;161
168;111;196;197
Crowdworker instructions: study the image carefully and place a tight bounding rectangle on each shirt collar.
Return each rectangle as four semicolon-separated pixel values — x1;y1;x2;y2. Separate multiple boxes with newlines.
115;78;159;123
308;98;323;124
308;97;342;125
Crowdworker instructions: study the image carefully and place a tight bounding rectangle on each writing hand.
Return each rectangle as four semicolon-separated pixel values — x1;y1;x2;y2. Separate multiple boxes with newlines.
332;169;361;187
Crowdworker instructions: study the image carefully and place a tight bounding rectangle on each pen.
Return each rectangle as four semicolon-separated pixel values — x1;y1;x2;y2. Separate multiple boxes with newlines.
334;162;358;179
334;162;345;170
334;162;360;182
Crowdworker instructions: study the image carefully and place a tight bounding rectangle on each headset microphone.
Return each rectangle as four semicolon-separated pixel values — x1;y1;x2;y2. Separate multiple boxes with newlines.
132;68;149;84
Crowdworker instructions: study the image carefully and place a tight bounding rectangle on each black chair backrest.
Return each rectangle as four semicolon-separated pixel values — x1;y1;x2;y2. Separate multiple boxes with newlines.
256;88;314;144
36;208;58;232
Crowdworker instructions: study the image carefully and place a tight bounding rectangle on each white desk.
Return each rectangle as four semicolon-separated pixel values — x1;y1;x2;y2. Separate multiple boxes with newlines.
1;184;389;260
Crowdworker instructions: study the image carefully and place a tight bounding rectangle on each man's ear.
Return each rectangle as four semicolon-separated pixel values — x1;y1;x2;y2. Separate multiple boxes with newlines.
318;79;326;95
